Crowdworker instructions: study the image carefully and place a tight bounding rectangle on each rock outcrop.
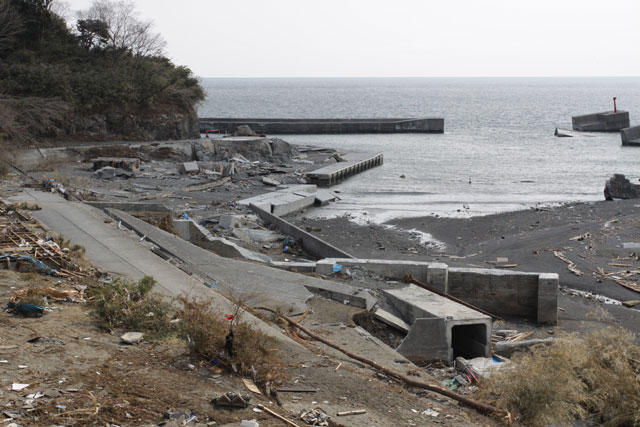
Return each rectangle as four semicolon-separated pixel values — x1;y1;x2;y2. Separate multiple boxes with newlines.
604;174;640;200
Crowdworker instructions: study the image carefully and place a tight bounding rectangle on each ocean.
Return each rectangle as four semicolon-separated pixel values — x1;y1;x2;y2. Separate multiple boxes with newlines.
198;77;640;223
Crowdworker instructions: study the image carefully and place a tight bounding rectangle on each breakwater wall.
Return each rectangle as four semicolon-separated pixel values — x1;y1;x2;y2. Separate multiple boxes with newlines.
621;125;640;146
198;118;444;134
572;111;630;132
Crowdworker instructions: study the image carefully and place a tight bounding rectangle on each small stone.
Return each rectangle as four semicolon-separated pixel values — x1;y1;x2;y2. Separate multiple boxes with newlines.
120;332;144;345
623;300;640;307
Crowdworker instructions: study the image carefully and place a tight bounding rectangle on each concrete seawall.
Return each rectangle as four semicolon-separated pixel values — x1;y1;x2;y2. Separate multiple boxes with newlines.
199;118;444;134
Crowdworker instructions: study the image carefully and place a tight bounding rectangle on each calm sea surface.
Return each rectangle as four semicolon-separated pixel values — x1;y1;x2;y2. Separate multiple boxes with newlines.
198;77;640;223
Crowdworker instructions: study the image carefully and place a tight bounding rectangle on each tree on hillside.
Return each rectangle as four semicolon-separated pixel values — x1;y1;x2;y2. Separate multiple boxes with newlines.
78;0;165;56
0;0;24;53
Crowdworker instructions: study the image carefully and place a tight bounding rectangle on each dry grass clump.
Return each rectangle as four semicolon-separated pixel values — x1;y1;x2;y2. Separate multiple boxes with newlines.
480;328;640;426
87;275;173;336
177;297;286;386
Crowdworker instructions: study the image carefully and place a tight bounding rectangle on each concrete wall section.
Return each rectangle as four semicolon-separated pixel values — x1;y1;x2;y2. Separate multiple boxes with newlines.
621;125;640;146
87;201;170;212
447;268;539;318
537;273;559;324
572;111;630;131
199;118;445;134
250;205;353;260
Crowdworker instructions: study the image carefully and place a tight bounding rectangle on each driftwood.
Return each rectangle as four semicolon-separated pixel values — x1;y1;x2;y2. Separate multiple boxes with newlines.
254;306;505;417
257;404;300;426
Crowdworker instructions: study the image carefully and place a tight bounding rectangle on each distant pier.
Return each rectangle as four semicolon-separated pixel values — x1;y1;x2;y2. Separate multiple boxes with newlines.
198;118;444;134
305;152;383;186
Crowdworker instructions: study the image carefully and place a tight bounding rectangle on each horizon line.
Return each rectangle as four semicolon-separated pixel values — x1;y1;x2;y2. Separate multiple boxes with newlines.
197;75;640;79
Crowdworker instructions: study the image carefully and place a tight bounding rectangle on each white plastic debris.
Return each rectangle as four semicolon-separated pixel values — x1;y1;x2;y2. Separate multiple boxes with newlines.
11;383;29;391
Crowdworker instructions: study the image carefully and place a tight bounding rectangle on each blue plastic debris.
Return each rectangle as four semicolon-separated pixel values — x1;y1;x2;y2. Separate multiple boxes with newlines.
183;213;191;220
283;246;289;253
8;302;44;317
210;282;217;289
0;254;58;275
332;264;343;273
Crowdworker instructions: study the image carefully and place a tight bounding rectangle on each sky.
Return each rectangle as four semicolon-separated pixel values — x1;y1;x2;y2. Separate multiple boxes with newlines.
61;0;640;78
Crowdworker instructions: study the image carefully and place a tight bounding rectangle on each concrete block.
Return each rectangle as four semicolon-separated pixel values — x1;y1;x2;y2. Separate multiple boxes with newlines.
572;111;629;131
537;273;559;324
374;308;410;333
621;125;640;145
269;261;316;273
173;219;191;241
313;190;337;206
270;192;315;216
178;161;200;174
427;263;449;292
232;228;282;243
315;258;432;281
222;163;236;177
95;166;116;179
396;317;451;363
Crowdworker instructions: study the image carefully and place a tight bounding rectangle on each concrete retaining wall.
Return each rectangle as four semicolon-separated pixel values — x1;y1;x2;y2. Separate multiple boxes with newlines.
621;125;640;146
199;118;445;134
317;258;558;324
87;201;170;212
250;205;353;260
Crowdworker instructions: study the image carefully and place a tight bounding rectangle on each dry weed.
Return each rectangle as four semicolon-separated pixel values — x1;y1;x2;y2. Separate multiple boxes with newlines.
177;297;286;386
480;328;640;426
87;275;174;337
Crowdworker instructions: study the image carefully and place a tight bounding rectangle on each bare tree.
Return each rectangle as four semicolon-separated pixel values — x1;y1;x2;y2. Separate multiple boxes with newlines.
78;0;165;56
0;0;24;53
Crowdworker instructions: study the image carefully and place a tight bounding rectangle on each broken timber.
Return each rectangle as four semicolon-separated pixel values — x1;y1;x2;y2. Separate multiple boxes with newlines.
254;306;505;417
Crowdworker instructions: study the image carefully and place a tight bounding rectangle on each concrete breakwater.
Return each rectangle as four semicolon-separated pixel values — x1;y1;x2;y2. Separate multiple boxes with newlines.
572;111;630;132
198;117;444;134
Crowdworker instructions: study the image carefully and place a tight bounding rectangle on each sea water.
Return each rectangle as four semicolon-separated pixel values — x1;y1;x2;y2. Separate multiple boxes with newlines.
198;77;640;223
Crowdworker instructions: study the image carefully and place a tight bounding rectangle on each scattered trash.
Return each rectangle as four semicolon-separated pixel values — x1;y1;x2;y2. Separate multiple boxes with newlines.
11;383;29;391
554;251;584;276
422;408;440;417
441;378;459;390
299;407;329;425
336;409;367;416
7;302;44;317
120;332;144;345
332;263;342;273
241;420;260;427
623;300;640;307
242;378;261;394
211;392;251;408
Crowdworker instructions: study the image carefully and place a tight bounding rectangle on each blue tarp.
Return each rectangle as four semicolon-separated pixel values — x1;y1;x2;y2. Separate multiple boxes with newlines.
0;254;58;275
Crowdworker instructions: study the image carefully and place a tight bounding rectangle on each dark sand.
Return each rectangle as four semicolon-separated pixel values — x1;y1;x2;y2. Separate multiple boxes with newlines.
293;199;640;335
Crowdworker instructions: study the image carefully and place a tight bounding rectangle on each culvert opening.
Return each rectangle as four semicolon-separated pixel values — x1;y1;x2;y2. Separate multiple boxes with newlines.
451;324;487;359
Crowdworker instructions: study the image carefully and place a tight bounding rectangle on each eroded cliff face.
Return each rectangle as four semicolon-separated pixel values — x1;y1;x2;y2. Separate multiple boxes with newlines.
69;108;200;141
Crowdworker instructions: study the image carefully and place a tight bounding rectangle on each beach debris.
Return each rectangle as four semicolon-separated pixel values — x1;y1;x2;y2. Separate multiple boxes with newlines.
262;177;281;186
623;300;640;307
211;392;251;408
298;407;329;425
332;263;342;273
234;125;256;136
11;383;30;391
553;251;584;276
120;332;144;345
177;161;200;174
7;302;44;317
241;420;260;427
27;336;65;345
422;409;440;417
569;232;591;241
257;404;299;426
242;378;261;394
337;409;367;416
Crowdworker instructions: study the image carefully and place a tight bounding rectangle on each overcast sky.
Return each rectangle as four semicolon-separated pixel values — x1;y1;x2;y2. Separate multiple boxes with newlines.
62;0;639;78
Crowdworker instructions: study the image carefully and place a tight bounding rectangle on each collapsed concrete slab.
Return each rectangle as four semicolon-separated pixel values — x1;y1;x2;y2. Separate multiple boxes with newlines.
177;161;200;174
572;110;630;131
173;219;271;263
383;285;492;363
240;185;318;216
